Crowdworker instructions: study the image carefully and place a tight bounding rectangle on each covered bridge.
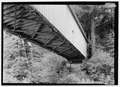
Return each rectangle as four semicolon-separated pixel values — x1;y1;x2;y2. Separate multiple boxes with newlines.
3;4;89;63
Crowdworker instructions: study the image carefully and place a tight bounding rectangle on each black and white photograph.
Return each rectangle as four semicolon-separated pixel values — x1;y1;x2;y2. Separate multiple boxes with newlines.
1;2;118;85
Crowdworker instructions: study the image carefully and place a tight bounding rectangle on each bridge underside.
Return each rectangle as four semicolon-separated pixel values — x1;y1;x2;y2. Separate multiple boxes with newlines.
3;4;85;63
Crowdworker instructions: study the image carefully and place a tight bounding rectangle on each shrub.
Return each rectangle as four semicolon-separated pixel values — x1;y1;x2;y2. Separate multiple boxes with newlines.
30;52;68;83
81;49;114;84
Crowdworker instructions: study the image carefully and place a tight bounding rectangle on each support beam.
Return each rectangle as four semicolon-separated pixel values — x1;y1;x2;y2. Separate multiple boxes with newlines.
44;33;56;46
53;38;66;50
32;23;44;39
58;45;72;54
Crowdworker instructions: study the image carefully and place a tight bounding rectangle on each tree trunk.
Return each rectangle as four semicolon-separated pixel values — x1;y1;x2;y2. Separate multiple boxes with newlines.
91;19;96;55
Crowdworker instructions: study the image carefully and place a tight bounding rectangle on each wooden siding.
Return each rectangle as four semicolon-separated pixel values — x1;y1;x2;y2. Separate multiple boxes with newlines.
3;4;86;63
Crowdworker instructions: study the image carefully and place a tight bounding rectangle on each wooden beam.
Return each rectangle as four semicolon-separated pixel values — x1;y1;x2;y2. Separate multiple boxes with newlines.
53;38;66;50
3;7;19;15
22;21;37;28
32;23;44;39
58;44;72;54
14;30;24;33
3;5;15;10
3;17;15;23
44;33;56;46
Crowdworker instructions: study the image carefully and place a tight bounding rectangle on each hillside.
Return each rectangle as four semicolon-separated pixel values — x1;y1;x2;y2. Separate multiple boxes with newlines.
3;29;114;84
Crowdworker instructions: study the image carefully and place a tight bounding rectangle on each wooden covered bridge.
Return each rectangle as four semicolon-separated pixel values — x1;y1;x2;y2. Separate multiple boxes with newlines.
3;4;90;63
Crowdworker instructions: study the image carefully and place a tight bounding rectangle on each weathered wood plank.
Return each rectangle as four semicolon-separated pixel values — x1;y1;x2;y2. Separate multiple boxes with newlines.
3;5;15;10
21;25;40;35
44;34;56;46
40;24;53;33
22;20;38;28
3;17;15;23
4;10;24;18
3;7;19;15
49;37;66;50
31;23;44;38
4;19;21;26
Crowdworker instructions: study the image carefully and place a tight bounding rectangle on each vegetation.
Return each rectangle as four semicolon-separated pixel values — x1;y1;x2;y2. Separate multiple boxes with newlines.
72;3;115;84
3;3;116;84
73;3;115;55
